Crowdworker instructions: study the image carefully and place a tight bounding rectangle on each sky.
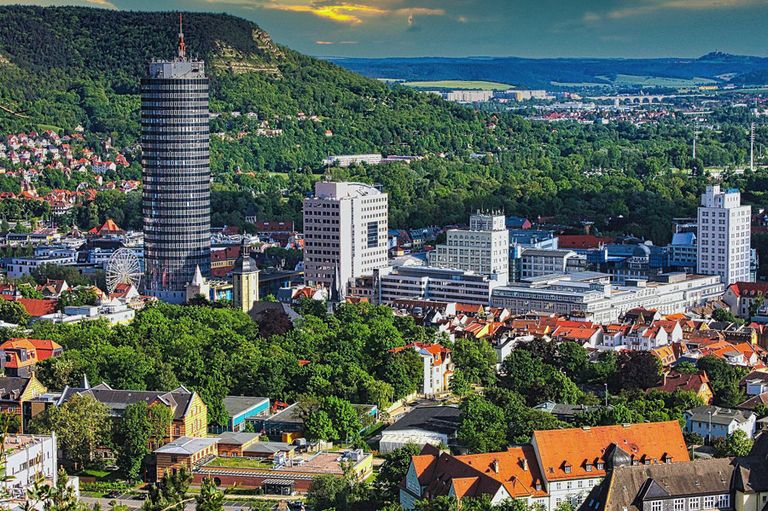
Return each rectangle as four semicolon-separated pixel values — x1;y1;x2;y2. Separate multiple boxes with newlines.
2;0;768;58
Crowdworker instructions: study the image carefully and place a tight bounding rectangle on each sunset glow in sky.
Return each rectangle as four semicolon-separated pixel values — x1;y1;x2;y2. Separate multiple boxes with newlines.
3;0;767;58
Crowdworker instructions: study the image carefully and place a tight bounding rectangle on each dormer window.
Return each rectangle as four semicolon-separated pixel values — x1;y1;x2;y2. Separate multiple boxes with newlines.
585;463;593;472
564;464;572;474
597;462;605;470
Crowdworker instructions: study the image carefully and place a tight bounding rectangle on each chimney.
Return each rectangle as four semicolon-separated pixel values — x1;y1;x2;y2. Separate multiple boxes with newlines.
491;459;499;473
520;458;528;471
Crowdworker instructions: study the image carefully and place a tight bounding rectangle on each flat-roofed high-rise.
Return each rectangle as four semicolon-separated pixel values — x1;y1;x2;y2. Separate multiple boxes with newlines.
141;17;211;303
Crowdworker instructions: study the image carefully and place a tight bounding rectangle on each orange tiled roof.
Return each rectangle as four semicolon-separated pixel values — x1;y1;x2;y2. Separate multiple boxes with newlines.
411;446;546;500
532;421;689;482
0;297;58;317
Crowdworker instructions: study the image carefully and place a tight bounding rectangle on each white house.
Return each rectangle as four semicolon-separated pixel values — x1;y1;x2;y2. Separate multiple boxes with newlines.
391;343;453;397
379;406;459;454
684;405;756;441
2;434;58;498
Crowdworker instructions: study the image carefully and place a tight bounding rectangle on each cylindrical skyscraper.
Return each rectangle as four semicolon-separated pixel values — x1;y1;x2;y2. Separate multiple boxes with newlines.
141;17;211;303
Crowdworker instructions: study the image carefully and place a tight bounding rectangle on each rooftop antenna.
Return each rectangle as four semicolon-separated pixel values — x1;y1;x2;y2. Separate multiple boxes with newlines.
177;13;186;60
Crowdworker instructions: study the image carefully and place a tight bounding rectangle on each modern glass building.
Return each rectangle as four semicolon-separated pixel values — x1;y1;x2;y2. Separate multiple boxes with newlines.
141;22;211;303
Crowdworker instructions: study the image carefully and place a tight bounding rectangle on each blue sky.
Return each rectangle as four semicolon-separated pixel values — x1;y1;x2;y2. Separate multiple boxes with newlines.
3;0;768;58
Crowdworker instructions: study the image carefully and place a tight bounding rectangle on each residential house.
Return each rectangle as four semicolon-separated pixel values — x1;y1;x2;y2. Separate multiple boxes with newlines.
390;343;454;397
649;371;714;404
533;402;609;423
531;421;690;510
379;405;460;454
0;338;62;377
58;382;208;441
2;434;58;498
400;444;546;510
0;375;47;433
741;371;768;396
684;405;756;440
723;282;768;319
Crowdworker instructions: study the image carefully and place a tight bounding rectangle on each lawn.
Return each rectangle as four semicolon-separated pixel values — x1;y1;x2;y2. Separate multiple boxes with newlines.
206;457;274;469
402;80;512;90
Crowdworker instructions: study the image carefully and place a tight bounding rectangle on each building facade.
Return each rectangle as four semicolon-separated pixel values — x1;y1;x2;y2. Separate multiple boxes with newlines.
2;434;58;497
430;212;509;285
375;265;502;305
697;185;751;285
142;25;211;304
491;272;723;324
232;242;259;314
303;182;389;299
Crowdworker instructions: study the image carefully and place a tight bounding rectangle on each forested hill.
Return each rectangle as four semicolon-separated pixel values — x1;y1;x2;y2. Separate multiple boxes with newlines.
0;5;485;155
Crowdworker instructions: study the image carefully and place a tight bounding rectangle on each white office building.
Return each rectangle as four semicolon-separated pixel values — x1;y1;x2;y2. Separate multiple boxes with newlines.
376;265;502;305
697;185;751;285
520;248;579;279
490;272;723;324
429;212;509;285
303;182;389;299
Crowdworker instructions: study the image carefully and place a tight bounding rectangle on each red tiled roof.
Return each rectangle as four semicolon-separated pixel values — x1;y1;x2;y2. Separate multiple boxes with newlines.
728;282;768;298
652;371;711;395
0;297;58;317
532;421;689;482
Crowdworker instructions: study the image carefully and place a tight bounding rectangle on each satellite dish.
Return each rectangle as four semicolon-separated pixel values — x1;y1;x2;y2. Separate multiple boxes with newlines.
106;248;142;293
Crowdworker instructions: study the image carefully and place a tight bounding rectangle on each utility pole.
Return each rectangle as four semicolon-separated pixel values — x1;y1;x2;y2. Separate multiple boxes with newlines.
751;121;756;172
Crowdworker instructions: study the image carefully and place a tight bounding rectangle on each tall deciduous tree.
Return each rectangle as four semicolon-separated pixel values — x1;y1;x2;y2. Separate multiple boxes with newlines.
116;401;151;481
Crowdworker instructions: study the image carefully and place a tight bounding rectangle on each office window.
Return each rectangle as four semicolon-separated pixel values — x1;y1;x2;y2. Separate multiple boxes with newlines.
651;501;663;511
703;496;716;509
717;495;729;509
689;498;700;510
674;499;685;511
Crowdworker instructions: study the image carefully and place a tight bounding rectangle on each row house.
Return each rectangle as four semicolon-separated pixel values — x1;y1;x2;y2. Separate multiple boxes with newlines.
403;421;690;511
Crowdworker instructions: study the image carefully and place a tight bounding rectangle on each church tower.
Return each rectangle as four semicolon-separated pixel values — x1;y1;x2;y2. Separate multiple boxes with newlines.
232;240;259;313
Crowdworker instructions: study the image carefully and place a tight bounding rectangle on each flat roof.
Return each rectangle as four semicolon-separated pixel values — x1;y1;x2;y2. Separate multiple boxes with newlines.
223;396;269;418
154;437;219;455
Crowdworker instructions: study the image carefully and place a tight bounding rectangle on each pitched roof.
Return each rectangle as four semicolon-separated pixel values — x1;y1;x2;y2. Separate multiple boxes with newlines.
60;383;195;420
728;282;768;298
582;458;736;511
0;376;35;401
410;446;546;501
532;421;690;482
651;371;711;395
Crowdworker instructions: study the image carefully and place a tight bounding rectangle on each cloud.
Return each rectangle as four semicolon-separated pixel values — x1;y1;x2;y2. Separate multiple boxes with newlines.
205;0;444;25
584;0;764;22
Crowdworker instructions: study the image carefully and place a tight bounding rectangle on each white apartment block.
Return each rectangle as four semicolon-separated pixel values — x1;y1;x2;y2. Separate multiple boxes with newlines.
697;185;751;285
490;272;723;324
3;434;58;498
303;182;389;298
429;212;509;285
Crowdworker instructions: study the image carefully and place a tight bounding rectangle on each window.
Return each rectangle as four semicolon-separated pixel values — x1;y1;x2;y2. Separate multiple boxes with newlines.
703;496;716;509
716;495;729;509
674;499;685;511
689;497;700;510
651;501;663;511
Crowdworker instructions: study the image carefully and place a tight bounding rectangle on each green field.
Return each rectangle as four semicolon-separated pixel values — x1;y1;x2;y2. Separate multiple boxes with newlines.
206;457;274;469
607;74;718;87
402;80;513;90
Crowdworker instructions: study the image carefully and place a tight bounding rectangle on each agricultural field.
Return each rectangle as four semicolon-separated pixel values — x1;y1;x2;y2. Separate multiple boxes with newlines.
402;80;513;90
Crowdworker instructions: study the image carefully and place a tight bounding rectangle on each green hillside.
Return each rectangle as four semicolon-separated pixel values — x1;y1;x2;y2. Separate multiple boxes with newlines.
0;6;488;165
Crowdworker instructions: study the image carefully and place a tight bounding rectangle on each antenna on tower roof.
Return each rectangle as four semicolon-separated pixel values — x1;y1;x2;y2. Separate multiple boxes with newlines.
177;13;187;60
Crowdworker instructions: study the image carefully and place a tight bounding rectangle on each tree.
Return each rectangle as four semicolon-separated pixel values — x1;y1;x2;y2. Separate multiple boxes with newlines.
147;404;173;448
305;410;335;442
712;308;744;325
0;300;29;326
376;443;421;503
451;338;497;386
34;394;111;470
306;474;352;511
196;478;224;511
144;467;192;511
415;497;459;511
714;429;753;457
613;351;662;390
555;342;589;382
116;401;151;481
57;287;99;311
457;395;508;453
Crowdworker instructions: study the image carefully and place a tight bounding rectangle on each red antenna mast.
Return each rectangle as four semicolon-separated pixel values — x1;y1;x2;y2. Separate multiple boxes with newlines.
177;13;187;60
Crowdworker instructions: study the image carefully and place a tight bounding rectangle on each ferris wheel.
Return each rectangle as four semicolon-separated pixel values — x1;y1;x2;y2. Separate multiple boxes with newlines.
106;248;142;293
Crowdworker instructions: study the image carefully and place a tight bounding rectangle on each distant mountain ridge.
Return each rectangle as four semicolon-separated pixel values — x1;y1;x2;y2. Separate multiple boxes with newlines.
328;52;768;89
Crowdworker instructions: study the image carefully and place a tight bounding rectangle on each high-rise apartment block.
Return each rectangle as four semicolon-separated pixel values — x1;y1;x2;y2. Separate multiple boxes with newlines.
697;185;751;285
142;19;211;303
429;212;509;285
303;182;389;298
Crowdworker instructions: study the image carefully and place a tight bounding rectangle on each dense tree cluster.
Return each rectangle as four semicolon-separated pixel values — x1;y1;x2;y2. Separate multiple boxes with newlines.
26;302;424;428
